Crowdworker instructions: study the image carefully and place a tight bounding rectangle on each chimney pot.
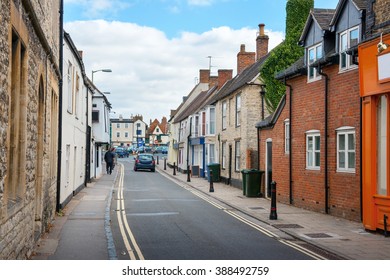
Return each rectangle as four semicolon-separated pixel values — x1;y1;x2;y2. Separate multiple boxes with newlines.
259;24;265;36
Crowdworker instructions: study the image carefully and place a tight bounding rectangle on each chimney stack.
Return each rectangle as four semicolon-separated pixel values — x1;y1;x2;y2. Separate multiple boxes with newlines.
237;44;255;75
217;69;233;89
256;23;269;60
199;69;210;84
209;75;218;88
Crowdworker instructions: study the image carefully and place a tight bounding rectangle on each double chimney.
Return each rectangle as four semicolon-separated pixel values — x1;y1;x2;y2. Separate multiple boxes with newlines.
237;23;269;75
199;69;233;89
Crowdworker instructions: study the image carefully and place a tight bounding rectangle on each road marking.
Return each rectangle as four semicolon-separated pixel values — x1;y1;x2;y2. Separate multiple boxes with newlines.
158;168;328;260
116;163;144;260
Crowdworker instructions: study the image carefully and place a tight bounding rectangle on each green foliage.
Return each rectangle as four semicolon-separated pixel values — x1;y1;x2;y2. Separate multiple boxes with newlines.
260;0;313;112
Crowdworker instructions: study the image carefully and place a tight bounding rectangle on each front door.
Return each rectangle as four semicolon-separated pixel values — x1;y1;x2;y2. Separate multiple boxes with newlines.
265;140;272;198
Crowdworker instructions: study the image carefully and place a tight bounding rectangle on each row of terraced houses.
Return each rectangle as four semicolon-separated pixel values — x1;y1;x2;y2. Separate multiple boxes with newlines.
167;0;390;234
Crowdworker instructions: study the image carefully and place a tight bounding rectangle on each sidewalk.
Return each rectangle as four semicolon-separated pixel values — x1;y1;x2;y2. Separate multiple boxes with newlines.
31;172;118;260
157;163;390;260
31;161;390;260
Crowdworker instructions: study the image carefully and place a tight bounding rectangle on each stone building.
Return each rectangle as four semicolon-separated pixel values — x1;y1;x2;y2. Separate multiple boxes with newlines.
212;24;270;187
0;0;60;259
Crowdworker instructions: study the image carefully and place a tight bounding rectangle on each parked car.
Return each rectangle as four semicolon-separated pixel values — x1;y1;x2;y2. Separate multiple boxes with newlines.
134;153;156;172
115;147;129;158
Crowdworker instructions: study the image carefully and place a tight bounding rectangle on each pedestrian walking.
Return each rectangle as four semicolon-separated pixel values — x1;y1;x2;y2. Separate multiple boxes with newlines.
104;148;115;174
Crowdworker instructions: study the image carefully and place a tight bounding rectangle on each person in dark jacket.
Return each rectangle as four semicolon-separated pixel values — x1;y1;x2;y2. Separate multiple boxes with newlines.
104;148;115;174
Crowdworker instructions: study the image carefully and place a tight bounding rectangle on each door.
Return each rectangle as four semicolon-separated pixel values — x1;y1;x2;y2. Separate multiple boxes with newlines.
265;139;272;198
228;145;232;185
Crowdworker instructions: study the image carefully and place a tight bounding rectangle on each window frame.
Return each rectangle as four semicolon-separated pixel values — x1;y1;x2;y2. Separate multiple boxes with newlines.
235;140;241;172
222;101;227;130
307;43;323;82
306;130;320;170
235;94;241;127
339;26;359;72
336;127;356;173
284;119;290;154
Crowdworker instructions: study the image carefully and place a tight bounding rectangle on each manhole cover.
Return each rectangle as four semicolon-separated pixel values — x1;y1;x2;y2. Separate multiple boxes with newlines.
304;233;333;238
274;224;303;229
248;206;264;210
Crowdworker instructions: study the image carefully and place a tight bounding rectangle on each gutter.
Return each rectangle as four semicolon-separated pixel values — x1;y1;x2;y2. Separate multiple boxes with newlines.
317;64;329;215
284;77;293;205
56;0;64;212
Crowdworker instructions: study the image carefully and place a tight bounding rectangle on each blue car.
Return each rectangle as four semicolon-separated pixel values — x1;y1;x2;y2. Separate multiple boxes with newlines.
134;153;156;172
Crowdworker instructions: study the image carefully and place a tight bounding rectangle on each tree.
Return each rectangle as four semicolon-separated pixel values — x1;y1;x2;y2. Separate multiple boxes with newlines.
260;0;313;111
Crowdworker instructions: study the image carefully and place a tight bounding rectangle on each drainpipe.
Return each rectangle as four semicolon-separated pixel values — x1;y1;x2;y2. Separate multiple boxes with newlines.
318;65;329;214
56;0;64;212
284;77;293;205
186;118;192;180
360;97;363;220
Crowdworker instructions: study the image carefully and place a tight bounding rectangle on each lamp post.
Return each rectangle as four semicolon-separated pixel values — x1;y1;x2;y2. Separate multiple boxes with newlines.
91;68;112;83
260;84;266;120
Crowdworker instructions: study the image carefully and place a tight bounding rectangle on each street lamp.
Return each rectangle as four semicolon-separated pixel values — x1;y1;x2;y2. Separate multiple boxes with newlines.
91;68;112;82
260;84;266;120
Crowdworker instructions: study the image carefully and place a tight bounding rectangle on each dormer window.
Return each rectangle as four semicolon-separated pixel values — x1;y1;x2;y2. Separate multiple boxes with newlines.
339;26;359;71
308;43;322;82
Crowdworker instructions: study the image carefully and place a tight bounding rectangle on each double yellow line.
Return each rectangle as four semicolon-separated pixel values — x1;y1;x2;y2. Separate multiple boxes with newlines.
159;170;327;260
116;163;144;260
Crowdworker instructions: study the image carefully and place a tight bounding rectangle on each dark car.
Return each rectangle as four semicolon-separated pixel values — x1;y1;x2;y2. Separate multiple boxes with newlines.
134;153;156;172
115;147;128;158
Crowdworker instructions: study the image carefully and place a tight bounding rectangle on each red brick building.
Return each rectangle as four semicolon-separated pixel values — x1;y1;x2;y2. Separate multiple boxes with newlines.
257;1;365;222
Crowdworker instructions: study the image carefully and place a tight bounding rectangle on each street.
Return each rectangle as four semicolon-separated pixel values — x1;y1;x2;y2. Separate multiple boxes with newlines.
110;157;317;260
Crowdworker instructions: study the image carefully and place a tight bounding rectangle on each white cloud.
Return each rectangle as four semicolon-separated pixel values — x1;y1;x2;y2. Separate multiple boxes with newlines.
64;20;284;122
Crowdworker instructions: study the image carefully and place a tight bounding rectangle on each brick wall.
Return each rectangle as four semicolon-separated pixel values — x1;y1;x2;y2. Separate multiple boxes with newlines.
259;64;361;222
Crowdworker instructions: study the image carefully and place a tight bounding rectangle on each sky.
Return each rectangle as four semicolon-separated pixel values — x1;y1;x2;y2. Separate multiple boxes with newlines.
64;0;340;124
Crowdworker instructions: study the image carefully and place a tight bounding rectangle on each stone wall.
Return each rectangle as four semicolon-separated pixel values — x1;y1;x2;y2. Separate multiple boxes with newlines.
0;0;59;259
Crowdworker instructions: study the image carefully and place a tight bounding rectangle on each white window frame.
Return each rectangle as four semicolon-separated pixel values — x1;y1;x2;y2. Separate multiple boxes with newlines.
284;119;290;154
236;94;241;127
336;126;356;173
221;142;226;169
339;26;359;72
222;101;227;130
306;130;320;170
67;61;73;113
307;43;322;82
209;107;216;135
235;140;240;172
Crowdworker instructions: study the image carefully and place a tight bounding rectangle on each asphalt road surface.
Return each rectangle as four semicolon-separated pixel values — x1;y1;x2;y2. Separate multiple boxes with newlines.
110;158;315;260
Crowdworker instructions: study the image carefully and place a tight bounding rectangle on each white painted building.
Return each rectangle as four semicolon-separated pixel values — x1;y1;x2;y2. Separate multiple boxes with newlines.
92;88;111;177
60;32;90;208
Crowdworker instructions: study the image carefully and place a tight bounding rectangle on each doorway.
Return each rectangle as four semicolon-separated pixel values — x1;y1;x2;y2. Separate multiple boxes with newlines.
265;139;272;198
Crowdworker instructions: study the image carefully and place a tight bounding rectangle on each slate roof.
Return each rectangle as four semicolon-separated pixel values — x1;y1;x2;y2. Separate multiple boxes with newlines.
210;53;270;104
255;94;286;129
299;8;335;45
330;0;367;27
174;86;218;123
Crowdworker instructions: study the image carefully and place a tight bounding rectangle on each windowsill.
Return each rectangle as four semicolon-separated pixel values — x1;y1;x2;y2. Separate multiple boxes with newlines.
336;169;356;174
307;76;322;83
338;65;358;74
306;167;320;171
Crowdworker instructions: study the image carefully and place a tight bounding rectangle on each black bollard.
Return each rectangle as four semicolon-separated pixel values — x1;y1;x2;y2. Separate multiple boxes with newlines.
385;215;388;237
187;165;191;182
157;156;159;165
269;181;277;220
209;170;214;192
173;162;176;176
164;158;167;170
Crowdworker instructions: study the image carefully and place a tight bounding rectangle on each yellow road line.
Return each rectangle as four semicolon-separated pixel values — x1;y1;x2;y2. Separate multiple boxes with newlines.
116;163;144;260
